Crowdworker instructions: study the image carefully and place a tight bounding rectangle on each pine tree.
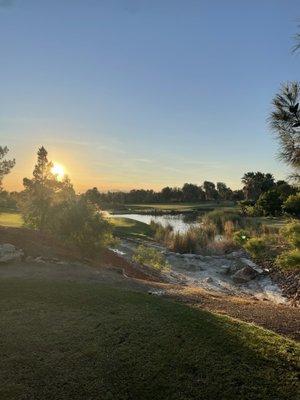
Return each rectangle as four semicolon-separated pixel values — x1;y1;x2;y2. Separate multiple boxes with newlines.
21;146;74;229
0;146;15;190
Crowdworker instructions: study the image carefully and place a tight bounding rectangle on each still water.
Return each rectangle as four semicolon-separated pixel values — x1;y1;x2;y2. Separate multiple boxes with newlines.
112;213;199;233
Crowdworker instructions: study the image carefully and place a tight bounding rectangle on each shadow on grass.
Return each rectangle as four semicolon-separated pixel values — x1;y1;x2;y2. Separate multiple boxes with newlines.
0;279;298;400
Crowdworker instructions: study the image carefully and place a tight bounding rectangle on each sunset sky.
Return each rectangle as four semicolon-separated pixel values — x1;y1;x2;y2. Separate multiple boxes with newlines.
1;0;300;192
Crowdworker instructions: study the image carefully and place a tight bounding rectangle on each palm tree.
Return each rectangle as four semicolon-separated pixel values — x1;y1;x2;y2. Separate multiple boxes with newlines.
292;28;300;53
269;82;300;178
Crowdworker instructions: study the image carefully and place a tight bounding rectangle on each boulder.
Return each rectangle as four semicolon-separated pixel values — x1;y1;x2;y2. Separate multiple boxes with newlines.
240;258;263;274
0;243;23;263
232;266;258;283
226;250;245;259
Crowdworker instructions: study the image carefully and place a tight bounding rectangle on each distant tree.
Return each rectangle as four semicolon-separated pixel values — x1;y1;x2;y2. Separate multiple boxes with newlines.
216;182;232;201
0;146;15;190
83;187;102;208
203;181;218;201
182;183;205;202
0;190;17;210
269;82;300;178
161;186;173;202
232;189;244;201
242;172;275;200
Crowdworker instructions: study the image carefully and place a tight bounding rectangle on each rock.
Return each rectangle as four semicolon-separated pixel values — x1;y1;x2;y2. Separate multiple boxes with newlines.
34;256;46;264
204;277;214;283
227;250;245;259
25;255;34;263
220;265;231;274
148;290;165;296
0;243;23;263
240;258;263;274
232;266;258;283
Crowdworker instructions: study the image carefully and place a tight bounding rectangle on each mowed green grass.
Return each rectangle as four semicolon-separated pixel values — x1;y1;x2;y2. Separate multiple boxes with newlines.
127;202;235;212
0;278;298;400
0;212;23;227
255;216;289;230
109;216;153;239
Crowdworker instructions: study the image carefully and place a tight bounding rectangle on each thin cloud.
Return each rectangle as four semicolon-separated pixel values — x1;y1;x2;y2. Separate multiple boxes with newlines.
182;160;222;168
134;158;153;163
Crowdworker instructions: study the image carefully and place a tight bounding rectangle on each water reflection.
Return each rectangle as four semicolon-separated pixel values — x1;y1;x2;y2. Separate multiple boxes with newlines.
112;213;199;233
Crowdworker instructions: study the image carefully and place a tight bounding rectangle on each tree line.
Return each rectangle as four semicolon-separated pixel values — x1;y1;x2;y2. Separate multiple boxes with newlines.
82;172;297;210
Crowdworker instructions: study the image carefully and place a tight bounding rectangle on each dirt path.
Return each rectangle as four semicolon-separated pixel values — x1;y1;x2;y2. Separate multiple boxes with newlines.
162;285;300;340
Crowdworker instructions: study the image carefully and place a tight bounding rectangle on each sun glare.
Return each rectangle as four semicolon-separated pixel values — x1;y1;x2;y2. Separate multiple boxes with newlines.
51;163;65;181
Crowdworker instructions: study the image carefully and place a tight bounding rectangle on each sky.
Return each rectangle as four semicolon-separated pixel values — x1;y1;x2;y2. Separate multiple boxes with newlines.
1;0;300;192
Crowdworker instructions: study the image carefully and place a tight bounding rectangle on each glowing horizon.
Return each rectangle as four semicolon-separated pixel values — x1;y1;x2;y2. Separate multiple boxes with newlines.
1;1;296;192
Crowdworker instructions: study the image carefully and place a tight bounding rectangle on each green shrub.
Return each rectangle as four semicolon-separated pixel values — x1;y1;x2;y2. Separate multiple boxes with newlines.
233;230;251;245
132;245;169;271
275;249;300;270
244;205;261;217
48;199;112;257
283;193;300;218
238;200;256;215
244;237;269;260
280;221;300;249
256;189;283;216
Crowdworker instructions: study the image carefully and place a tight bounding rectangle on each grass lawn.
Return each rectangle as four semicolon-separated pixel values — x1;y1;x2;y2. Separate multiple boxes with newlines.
0;212;23;228
255;216;289;230
125;201;236;212
0;278;298;400
109;216;153;239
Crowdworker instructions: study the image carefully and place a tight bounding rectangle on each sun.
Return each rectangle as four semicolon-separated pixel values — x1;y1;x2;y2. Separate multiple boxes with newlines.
51;163;65;181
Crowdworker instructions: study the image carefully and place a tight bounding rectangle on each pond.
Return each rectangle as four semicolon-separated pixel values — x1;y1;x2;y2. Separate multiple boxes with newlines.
112;213;200;233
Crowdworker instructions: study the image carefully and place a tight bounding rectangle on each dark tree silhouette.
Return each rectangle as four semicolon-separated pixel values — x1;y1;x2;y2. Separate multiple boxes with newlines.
0;146;15;189
269;82;300;178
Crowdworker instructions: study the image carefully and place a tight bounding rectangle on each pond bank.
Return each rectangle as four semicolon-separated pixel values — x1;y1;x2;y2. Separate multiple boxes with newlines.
112;238;287;305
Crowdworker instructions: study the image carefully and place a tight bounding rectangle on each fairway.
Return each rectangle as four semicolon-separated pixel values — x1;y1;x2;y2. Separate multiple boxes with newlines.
127;202;235;212
109;216;153;238
0;212;23;228
0;278;298;400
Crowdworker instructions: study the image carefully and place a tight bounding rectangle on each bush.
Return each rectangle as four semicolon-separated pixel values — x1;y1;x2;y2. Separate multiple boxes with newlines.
244;237;269;260
233;230;251;245
132;245;169;271
256;189;283;216
275;249;300;270
238;200;256;215
280;221;300;249
283;193;300;218
48;199;112;257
